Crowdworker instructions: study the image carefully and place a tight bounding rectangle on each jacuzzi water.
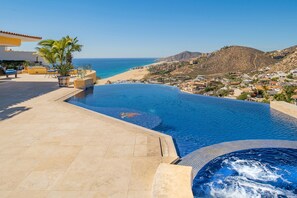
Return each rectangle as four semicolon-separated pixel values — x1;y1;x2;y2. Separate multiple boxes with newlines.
193;148;297;198
67;84;297;157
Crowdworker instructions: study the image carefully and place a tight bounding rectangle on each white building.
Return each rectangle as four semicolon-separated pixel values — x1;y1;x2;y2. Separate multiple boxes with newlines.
290;69;297;78
276;71;287;78
0;30;44;63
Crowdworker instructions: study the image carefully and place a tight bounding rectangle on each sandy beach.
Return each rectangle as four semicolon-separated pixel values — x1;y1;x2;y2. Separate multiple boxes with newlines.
97;67;149;84
97;62;164;85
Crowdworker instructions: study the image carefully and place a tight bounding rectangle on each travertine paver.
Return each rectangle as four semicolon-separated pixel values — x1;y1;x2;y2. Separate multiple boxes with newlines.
152;164;193;197
0;74;177;198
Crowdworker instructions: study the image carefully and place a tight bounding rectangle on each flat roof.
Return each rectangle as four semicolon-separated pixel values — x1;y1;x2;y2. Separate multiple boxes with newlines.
0;30;42;42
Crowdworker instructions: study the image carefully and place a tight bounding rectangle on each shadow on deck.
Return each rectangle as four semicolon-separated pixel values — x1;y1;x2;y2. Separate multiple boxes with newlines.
0;81;59;121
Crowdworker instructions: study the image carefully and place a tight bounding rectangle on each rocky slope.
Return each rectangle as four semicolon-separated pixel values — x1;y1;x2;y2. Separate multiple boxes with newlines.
267;45;297;72
158;51;202;62
149;45;297;79
267;45;297;60
173;46;278;76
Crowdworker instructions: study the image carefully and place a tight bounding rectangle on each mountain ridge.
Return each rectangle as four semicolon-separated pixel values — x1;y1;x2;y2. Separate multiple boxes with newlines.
153;45;297;77
158;51;202;62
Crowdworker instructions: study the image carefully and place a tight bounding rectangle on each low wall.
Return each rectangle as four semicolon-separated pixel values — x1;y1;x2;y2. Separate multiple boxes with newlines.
27;67;79;75
85;70;97;84
74;78;94;89
152;163;193;198
270;101;297;119
27;66;47;74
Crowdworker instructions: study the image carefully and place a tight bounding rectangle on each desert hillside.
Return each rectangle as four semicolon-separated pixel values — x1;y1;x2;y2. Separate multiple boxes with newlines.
158;51;202;62
187;46;278;75
267;45;297;72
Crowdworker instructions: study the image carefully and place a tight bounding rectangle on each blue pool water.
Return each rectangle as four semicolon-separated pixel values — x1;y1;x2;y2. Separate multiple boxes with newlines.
193;148;297;197
73;58;155;78
67;84;297;157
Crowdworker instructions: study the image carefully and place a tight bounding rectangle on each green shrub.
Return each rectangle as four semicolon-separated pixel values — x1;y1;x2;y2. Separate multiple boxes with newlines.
216;89;229;97
204;86;214;92
262;99;270;104
287;74;293;79
271;77;279;81
274;93;287;101
273;86;297;102
237;92;249;100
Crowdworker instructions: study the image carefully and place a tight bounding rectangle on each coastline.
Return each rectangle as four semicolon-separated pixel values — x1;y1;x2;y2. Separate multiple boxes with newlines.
74;58;156;79
97;67;149;85
97;62;164;85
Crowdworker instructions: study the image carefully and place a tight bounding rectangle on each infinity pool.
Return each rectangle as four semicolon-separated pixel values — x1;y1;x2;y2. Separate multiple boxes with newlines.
67;84;297;157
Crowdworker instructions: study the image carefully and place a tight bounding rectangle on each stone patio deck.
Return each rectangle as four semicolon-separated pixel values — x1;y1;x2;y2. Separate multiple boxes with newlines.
0;74;179;198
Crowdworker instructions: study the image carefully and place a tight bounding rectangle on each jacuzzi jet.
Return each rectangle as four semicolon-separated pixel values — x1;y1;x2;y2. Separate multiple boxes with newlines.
224;157;283;182
207;177;293;198
193;148;297;198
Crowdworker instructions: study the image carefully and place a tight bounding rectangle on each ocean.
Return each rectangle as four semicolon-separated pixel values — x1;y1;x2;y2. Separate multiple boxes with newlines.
73;58;156;79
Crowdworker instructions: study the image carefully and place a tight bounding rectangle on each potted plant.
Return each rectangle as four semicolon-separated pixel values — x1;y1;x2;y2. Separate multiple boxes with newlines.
56;64;72;87
36;36;82;87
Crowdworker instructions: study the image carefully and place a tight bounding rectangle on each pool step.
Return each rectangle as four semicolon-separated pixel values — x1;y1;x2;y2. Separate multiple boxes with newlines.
159;136;180;164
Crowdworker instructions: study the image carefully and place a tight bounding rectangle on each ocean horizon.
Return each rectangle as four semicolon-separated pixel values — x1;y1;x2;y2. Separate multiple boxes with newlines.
73;58;156;79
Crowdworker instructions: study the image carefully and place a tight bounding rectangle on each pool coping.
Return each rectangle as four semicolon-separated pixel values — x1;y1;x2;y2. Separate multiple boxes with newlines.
271;101;297;119
179;139;297;177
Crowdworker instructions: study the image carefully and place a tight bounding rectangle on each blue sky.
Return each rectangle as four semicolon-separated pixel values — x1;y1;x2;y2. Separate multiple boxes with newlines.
1;0;297;58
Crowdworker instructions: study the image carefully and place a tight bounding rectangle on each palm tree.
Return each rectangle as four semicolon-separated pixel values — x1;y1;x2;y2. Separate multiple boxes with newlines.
51;37;70;66
36;39;57;67
36;47;57;67
37;39;55;48
65;36;82;65
37;36;82;77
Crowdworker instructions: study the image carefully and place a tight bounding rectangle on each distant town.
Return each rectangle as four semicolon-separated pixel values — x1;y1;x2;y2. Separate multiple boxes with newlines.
146;64;297;104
